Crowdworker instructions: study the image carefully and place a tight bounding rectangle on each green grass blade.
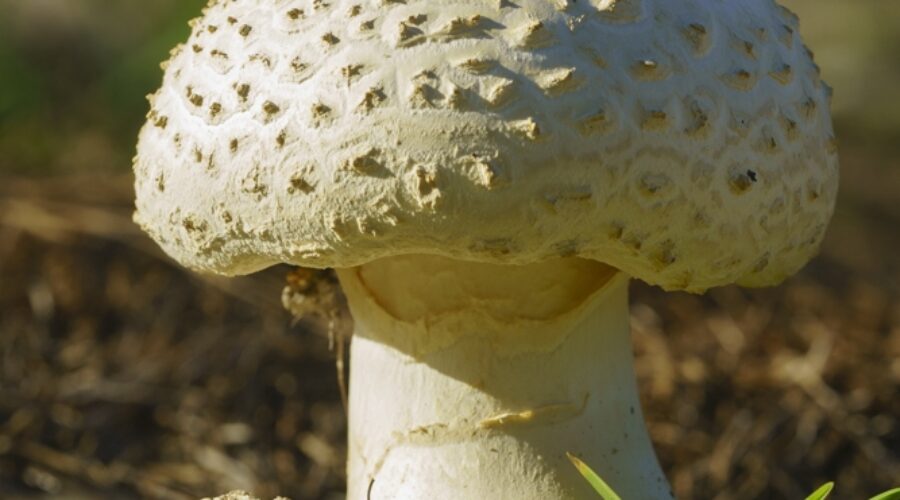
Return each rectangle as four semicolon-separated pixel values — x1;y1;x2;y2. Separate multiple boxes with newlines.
869;488;900;500
805;482;835;500
566;452;622;500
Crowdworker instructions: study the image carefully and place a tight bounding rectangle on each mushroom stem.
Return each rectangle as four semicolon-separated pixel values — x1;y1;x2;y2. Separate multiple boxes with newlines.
336;255;671;499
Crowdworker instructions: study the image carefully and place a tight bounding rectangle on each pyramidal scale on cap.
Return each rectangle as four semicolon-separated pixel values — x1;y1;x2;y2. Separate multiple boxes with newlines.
134;0;838;498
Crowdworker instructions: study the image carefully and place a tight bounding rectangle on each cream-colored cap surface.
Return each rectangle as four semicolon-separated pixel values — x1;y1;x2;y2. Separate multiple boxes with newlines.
134;0;838;292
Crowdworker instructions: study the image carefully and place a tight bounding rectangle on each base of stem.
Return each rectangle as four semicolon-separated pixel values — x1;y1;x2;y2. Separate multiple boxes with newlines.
338;255;671;499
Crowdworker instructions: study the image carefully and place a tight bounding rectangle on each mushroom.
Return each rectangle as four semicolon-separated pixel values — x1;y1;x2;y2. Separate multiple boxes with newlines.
133;0;838;498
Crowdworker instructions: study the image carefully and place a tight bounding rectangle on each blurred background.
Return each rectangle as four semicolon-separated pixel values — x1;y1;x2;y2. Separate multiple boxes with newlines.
0;0;897;498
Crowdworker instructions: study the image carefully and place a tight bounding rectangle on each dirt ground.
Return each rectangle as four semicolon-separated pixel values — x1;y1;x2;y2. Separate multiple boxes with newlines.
0;138;898;500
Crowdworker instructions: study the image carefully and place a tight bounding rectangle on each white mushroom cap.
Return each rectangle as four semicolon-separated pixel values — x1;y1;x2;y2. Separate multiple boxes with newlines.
134;0;838;292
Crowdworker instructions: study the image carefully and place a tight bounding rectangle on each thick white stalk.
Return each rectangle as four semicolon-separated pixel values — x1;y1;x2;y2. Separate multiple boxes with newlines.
336;255;671;500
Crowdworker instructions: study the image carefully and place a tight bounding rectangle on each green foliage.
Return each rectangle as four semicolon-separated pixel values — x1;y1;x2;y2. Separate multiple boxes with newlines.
870;488;900;500
0;0;205;174
568;457;899;500
0;42;43;120
805;482;834;500
566;452;621;500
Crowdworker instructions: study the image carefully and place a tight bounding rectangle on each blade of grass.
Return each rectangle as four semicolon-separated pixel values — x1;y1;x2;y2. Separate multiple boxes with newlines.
566;452;621;500
869;488;900;500
805;482;834;500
